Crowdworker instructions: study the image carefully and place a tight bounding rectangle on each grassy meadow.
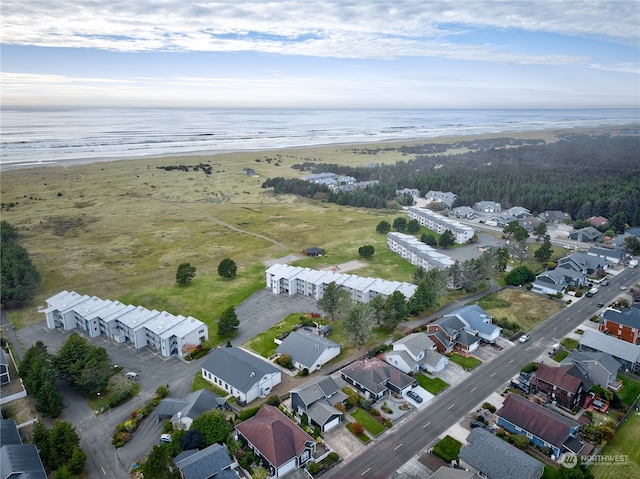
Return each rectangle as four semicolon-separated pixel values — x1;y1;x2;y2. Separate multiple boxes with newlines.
1;140;441;330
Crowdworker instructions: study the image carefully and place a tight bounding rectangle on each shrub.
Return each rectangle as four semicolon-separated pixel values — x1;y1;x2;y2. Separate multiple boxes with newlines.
482;402;496;413
238;406;261;421
521;362;538;374
275;354;294;369
308;461;321;475
351;422;364;435
265;395;281;406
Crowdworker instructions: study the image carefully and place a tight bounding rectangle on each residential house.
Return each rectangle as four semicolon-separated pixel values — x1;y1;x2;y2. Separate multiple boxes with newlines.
427;316;480;354
41;291;208;359
385;332;449;374
568;227;603;243
407;207;475;244
275;330;340;372
520;216;542;232
495;393;583;458
588;216;609;228
156;389;227;430
557;252;609;275
265;263;416;304
486;213;516;227
611;227;640;248
587;246;626;265
507;206;532;219
235;405;316;478
242;167;258;177
442;304;501;342
0;419;47;479
201;348;281;405
459;428;544;479
425;190;458;209
395;188;421;198
473;201;502;213
0;350;10;385
173;443;238;479
531;269;569;295
450;206;477;219
340;357;416;401
538;210;572;224
387;232;455;271
579;330;640;371
529;363;591;411
332;179;379;192
429;468;479;479
302;172;339;186
598;307;640;344
290;376;346;432
560;351;621;390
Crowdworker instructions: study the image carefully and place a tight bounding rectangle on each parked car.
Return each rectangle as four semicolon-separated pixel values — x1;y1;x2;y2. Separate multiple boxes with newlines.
160;434;172;443
519;334;531;343
586;288;598;297
470;419;485;428
407;390;423;403
602;280;609;286
597;302;605;308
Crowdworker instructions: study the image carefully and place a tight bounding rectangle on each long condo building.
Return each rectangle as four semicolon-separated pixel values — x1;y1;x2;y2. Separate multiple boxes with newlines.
407;207;475;244
387;232;455;271
41;291;208;358
266;264;416;303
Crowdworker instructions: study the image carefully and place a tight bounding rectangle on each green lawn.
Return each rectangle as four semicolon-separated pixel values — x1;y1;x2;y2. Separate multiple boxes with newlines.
432;435;462;462
191;373;229;397
560;337;579;350
243;313;305;357
617;374;640;406
552;350;569;362
591;413;640;479
416;373;449;394
448;353;482;370
351;409;387;436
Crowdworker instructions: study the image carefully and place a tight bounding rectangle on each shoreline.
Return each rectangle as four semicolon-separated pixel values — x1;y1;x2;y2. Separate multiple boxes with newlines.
2;123;638;172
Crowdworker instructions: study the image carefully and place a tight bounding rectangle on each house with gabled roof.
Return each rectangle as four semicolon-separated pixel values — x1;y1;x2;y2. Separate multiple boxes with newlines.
459;428;544;479
173;442;238;479
557;252;609;275
569;227;603;243
473;201;501;213
156;388;228;430
275;330;340;372
560;351;621;390
598;307;640;344
340;357;416;401
538;210;572;224
587;246;626;265
529;363;591;411
235;405;316;478
507;206;532;219
443;304;501;342
425;190;458;209
579;329;640;371
396;188;421;198
426;315;480;354
201;348;281;405
450;206;477;219
588;216;609;228
1;419;47;479
531;269;569;295
495;394;583;459
290;376;346;432
385;332;449;374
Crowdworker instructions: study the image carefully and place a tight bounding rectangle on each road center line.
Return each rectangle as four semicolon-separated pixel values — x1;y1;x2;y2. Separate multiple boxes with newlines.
448;403;455;409
394;443;403;450
361;468;371;476
423;421;431;428
490;372;496;377
509;359;514;363
471;386;477;392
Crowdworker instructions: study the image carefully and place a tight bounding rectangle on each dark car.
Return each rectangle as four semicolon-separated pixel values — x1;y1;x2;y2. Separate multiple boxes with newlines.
597;302;605;308
470;420;485;428
407;390;423;403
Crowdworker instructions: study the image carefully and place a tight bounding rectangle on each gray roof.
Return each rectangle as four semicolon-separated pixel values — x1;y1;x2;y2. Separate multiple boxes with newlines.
202;347;280;394
569;227;602;241
156;398;190;418
603;307;640;330
431;315;466;336
459;428;544;479
579;330;640;365
290;376;346;424
424;349;447;368
158;389;226;421
558;252;608;272
393;332;435;357
533;269;567;292
0;419;22;446
444;304;500;337
276;330;340;369
386;350;417;370
0;350;8;367
340;358;416;394
307;400;342;427
429;467;479;479
539;210;571;222
174;443;234;479
561;351;621;375
588;246;626;260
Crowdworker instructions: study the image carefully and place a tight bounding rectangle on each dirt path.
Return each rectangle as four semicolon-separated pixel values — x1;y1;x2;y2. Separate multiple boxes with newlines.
104;183;289;251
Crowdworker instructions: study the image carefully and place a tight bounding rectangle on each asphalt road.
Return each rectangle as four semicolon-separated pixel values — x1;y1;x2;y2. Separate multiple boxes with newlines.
326;268;639;479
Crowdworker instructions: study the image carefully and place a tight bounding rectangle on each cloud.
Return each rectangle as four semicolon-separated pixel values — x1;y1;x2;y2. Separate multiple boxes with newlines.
2;1;637;60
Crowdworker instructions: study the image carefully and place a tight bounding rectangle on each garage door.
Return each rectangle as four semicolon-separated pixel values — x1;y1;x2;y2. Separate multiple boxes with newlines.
324;416;340;431
277;458;297;477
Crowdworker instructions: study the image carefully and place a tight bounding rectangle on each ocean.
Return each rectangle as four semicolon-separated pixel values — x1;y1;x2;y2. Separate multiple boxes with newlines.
1;107;638;169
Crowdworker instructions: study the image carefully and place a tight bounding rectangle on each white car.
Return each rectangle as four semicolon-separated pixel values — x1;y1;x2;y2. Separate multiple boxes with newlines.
160;434;172;443
519;334;531;343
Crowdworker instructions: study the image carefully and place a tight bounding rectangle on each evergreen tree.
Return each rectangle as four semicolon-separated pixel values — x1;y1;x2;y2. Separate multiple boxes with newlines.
421;233;437;246
217;258;237;279
175;262;196;285
317;282;352;320
142;445;179;479
190;410;231;446
438;229;456;248
392;217;407;231
534;235;553;263
406;219;421;234
376;221;391;234
495;247;510;271
342;303;376;348
504;265;536;286
358;245;375;258
36;380;65;418
1;220;41;307
380;291;408;330
218;306;240;337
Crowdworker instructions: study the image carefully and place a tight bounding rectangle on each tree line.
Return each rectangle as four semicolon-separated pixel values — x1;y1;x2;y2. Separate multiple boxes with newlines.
1;220;41;307
264;134;640;225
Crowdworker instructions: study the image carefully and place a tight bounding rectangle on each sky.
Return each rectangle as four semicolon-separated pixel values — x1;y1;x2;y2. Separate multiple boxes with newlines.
1;0;639;108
